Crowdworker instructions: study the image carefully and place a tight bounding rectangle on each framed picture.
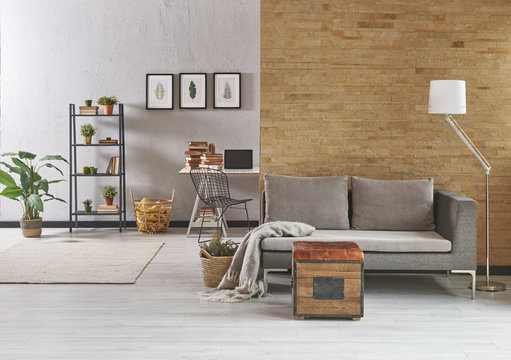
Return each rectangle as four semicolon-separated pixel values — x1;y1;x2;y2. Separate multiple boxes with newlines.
214;73;241;109
146;74;173;110
179;73;207;109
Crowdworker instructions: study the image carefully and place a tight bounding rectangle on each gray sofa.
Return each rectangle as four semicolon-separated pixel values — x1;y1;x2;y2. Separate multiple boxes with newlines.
260;175;478;298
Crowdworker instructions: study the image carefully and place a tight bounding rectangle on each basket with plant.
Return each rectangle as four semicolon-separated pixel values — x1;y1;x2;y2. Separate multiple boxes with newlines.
199;232;239;287
80;123;96;144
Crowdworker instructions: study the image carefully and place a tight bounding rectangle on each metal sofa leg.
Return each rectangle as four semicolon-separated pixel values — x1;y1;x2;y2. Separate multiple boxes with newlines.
452;270;476;299
263;268;288;290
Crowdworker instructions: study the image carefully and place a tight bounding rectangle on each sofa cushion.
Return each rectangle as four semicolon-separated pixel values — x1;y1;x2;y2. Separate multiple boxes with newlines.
351;177;435;231
264;174;349;230
260;230;451;253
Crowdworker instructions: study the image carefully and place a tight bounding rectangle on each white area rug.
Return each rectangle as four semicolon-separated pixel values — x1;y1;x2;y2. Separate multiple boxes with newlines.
0;241;164;284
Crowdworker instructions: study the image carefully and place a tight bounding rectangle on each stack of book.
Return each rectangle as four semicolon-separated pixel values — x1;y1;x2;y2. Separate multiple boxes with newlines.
106;156;120;174
99;139;118;145
200;153;223;170
79;106;99;115
199;206;216;222
185;141;208;169
98;204;119;214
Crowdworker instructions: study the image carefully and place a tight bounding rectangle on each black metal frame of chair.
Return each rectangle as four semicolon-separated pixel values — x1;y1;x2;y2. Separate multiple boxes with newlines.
189;168;252;243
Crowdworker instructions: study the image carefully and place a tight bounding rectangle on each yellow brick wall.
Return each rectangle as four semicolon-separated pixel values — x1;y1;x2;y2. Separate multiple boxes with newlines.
261;0;511;265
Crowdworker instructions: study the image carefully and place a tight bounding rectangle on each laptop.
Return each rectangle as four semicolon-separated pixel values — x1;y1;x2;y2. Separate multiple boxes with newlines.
224;150;253;169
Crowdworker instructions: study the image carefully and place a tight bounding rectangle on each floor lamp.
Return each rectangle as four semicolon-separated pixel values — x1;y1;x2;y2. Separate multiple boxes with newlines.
428;80;505;292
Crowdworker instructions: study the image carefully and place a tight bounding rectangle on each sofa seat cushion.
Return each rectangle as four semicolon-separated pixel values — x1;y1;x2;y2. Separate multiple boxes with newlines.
260;230;451;253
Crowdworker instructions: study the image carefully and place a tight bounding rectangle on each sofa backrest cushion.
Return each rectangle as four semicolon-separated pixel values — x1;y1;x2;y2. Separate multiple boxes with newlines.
264;174;350;230
351;176;435;231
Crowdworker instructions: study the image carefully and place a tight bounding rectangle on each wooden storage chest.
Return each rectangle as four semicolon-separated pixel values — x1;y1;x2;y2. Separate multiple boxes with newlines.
292;241;364;320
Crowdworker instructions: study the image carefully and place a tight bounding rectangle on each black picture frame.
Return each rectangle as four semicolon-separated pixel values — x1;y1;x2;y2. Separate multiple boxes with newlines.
179;73;207;109
213;72;241;109
146;74;174;110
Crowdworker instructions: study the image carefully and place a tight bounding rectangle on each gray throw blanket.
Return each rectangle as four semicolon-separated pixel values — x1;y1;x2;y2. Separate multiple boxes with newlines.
199;221;315;302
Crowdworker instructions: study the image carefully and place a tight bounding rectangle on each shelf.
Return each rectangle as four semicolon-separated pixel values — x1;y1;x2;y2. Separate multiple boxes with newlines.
74;144;121;146
72;173;124;177
72;210;126;216
72;114;121;117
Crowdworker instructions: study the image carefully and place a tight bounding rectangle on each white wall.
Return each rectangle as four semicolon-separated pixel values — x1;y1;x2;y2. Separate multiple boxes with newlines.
0;0;260;222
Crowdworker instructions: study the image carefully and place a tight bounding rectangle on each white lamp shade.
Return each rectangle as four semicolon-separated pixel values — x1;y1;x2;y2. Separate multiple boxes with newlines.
428;80;466;114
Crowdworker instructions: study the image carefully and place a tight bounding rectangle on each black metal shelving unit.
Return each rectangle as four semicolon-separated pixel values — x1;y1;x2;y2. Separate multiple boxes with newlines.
69;104;127;232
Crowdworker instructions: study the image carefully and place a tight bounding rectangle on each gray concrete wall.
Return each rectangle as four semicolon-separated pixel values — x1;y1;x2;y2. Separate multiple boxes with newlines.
0;0;260;222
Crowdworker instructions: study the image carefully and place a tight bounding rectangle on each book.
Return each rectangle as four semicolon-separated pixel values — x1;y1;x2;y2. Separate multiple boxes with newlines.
79;106;99;110
106;158;113;174
99;139;118;144
98;204;119;213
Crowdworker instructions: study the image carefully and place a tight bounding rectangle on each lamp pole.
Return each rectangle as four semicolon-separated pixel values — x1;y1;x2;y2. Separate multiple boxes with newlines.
444;115;505;292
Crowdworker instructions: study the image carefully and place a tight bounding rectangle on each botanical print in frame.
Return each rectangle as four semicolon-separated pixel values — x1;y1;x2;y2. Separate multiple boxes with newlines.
179;73;207;109
146;74;173;110
214;73;241;109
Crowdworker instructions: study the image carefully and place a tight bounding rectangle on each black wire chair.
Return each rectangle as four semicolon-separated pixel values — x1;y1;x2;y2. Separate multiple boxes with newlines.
190;168;252;243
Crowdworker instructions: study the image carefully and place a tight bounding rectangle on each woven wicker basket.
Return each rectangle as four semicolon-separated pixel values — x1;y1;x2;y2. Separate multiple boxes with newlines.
20;218;42;238
131;189;175;234
200;249;233;288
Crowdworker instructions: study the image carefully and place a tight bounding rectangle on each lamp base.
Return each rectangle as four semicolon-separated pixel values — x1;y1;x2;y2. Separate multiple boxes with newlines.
471;280;506;292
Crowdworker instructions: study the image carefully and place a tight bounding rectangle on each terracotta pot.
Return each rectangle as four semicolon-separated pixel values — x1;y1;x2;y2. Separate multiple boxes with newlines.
20;218;42;238
84;136;92;145
105;198;114;206
102;105;114;115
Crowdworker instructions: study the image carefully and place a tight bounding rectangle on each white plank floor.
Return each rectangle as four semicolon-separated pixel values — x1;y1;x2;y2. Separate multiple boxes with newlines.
0;228;510;360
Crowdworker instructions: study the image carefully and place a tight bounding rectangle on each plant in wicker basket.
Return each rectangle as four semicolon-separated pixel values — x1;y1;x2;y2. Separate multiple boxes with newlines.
0;151;67;238
199;232;239;288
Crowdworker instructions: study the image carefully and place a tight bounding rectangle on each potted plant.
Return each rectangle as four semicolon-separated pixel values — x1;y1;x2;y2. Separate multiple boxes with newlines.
102;185;117;205
199;232;238;287
80;123;96;145
97;96;119;115
0;151;67;238
82;199;92;213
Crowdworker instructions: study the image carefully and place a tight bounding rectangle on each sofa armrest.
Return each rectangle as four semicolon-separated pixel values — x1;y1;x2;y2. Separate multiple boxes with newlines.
434;190;477;267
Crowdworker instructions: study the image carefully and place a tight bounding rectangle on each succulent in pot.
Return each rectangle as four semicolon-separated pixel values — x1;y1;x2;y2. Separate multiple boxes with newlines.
97;96;119;115
80;123;96;145
0;151;67;238
82;199;92;213
102;185;117;205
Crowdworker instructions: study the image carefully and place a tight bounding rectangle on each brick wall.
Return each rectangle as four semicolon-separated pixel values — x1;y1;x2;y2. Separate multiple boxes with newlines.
261;0;511;265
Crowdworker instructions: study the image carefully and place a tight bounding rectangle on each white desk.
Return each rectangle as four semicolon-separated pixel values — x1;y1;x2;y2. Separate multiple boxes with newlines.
179;167;260;237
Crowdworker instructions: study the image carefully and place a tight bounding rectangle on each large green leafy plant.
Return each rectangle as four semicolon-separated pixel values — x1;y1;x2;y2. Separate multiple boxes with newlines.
0;151;67;220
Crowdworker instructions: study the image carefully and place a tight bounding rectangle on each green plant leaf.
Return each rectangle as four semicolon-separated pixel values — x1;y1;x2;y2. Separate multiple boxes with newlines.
155;82;165;100
34;179;49;193
20;171;29;193
33;172;42;182
40;163;63;176
40;155;69;164
11;158;30;173
0;169;16;187
1;152;18;157
27;194;44;212
0;186;22;199
43;194;66;203
189;81;197;99
18;151;36;160
48;179;65;184
1;161;21;174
